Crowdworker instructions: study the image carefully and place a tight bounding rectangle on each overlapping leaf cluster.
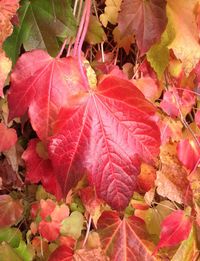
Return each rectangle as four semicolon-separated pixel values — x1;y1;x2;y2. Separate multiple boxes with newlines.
0;0;200;260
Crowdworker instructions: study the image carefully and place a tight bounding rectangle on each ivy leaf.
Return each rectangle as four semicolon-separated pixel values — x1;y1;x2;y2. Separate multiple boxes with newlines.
60;211;84;240
0;122;17;152
0;195;23;228
0;0;19;46
8;50;85;141
86;15;107;45
100;0;122;27
147;17;176;79
0;51;12;97
156;143;191;204
154;210;192;254
177;138;200;172
167;0;200;75
171;227;198;261
97;211;155;260
3;0;77;63
22;139;62;199
118;0;167;54
0;243;22;261
49;76;160;210
48;245;73;261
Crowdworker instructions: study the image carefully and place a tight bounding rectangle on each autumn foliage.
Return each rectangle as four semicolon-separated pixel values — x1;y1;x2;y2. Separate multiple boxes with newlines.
0;0;200;260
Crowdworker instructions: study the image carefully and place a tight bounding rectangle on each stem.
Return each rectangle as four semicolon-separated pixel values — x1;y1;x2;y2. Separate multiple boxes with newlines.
56;38;68;58
73;0;88;56
82;215;92;247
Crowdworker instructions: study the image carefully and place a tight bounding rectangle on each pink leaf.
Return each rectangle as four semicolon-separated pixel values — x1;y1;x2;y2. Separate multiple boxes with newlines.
0;123;17;152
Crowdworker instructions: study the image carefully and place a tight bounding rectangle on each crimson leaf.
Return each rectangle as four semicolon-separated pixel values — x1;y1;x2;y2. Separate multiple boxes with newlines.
49;76;160;210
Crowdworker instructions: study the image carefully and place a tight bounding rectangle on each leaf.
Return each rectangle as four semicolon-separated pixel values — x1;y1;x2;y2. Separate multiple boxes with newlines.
0;0;19;46
97;211;155;261
147;17;176;79
38;220;60;241
74;248;108;261
0;122;17;152
0;158;23;190
136;163;156;193
60;211;84;240
3;0;77;63
167;0;200;75
113;26;135;54
156;143;191;204
160;88;196;118
0;227;22;248
86;15;107;45
48;245;73;261
22;139;62;199
177;138;200;172
118;0;167;54
100;0;122;27
80;187;103;227
0;243;22;261
49;76;160;210
154;210;192;254
171;226;198;261
8;50;85;141
0;51;12;97
0;195;23;228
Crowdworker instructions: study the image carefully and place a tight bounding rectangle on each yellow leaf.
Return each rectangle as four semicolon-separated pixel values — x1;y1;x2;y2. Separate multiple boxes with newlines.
86;15;107;45
100;0;122;27
167;0;200;75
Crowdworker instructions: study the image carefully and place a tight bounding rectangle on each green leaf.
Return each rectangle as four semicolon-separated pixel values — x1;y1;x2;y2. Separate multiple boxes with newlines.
171;226;198;261
0;243;22;261
147;14;175;79
3;0;77;64
0;228;22;248
60;211;84;239
0;228;34;261
14;241;34;261
85;15;107;45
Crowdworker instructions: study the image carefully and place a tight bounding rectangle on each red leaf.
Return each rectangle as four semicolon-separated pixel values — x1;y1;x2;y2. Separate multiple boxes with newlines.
154;210;192;254
48;245;73;261
0;194;23;228
0;122;17;152
118;0;167;54
49;76;160;210
97;211;155;261
177;138;200;171
22;139;62;199
38;220;60;241
8;50;85;141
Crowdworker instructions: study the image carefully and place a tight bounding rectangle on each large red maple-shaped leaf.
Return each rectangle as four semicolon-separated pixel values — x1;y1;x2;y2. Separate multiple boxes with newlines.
97;211;155;261
8;50;85;141
118;0;167;54
49;76;160;210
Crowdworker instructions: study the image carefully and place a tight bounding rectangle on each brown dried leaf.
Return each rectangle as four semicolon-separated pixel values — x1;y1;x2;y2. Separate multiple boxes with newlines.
156;143;192;204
